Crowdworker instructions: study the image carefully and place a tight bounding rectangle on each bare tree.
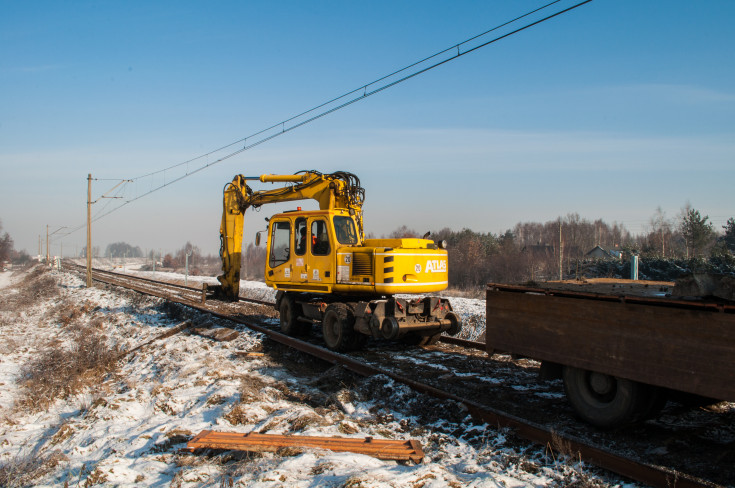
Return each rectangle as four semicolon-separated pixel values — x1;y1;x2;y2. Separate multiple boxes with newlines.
644;207;673;257
387;225;419;238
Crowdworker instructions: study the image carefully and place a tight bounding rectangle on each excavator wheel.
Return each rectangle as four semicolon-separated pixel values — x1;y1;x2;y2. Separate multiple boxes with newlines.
279;296;310;336
321;303;364;352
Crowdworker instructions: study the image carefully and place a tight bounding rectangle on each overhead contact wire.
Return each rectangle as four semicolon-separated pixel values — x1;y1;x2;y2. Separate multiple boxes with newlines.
65;0;594;235
129;0;565;182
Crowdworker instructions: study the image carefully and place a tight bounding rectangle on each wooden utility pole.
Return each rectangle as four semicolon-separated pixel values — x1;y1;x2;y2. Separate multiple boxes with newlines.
558;219;563;281
84;175;132;286
661;227;665;257
86;173;92;287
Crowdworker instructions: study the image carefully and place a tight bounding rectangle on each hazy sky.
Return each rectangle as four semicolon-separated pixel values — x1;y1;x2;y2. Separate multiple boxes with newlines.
1;0;734;257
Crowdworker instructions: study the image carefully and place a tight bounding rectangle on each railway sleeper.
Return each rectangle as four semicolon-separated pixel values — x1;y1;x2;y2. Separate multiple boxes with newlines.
275;291;462;352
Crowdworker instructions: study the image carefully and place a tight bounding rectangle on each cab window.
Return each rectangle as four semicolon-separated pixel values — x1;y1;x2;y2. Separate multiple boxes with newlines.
295;217;307;256
269;221;290;267
333;216;358;245
311;219;330;256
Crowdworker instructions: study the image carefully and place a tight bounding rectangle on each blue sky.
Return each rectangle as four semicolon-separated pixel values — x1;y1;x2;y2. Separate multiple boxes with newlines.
1;0;733;257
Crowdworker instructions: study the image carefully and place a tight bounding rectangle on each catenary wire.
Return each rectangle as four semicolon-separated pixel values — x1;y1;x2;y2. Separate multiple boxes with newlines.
57;0;595;239
129;0;565;182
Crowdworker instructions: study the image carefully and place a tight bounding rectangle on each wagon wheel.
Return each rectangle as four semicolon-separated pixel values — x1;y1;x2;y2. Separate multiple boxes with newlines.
562;366;653;428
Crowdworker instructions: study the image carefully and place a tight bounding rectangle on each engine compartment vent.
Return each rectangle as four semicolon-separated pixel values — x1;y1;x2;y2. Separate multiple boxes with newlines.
351;253;373;276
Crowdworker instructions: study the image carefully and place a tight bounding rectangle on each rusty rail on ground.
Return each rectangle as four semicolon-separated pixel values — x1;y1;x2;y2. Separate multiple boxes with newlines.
185;431;424;463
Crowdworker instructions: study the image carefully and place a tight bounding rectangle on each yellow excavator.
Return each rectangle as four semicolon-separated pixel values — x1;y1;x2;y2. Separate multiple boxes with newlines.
212;170;461;351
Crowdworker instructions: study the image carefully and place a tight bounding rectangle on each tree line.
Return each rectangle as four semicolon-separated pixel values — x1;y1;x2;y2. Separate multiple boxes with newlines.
433;206;734;288
0;219;30;266
235;205;735;287
3;204;732;288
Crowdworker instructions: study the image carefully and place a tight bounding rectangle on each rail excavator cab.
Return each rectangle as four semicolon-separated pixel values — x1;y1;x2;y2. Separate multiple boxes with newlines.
264;208;358;293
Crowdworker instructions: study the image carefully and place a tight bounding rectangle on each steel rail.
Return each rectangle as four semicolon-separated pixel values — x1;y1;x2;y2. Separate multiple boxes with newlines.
64;262;279;307
437;335;486;350
69;264;722;488
65;262;205;292
65;262;486;343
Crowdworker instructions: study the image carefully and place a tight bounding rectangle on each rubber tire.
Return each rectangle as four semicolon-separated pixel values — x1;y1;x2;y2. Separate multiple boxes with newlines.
279;296;309;336
321;303;363;352
562;366;650;428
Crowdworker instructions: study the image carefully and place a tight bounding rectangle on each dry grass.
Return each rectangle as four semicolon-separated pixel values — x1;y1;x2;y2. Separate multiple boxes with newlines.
289;411;329;432
0;266;59;313
237;375;271;403
223;403;257;426
45;300;95;327
0;450;68;488
442;286;486;299
16;325;121;412
547;430;607;488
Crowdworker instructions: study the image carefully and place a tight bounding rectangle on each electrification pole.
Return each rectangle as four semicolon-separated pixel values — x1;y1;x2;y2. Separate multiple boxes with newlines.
46;226;67;268
185;248;193;285
86;174;132;287
87;174;92;287
558;219;563;281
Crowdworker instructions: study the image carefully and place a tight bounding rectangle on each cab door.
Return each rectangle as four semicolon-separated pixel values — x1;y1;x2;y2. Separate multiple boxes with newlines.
266;219;293;283
292;217;308;282
307;217;334;285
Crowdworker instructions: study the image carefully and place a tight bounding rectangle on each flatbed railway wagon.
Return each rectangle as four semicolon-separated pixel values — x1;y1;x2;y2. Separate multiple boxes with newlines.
485;282;735;428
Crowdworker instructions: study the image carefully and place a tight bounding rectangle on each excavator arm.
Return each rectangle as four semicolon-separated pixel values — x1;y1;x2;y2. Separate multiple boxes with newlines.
215;171;365;300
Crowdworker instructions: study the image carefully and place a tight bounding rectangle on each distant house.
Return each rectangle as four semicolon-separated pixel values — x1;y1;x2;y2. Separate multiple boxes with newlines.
522;244;555;258
586;245;622;260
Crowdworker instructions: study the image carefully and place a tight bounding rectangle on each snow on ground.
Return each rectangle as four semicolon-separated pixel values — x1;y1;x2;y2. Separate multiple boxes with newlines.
0;265;614;487
0;271;16;290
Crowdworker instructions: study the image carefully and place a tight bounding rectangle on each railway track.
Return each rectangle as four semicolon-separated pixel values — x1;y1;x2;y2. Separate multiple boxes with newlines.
65;262;728;488
72;264;487;350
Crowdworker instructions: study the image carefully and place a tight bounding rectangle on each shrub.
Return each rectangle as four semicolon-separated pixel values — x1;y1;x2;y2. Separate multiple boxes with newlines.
16;326;120;412
0;450;67;487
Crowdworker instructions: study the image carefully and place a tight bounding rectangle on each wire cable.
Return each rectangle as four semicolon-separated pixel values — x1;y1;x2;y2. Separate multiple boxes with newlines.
60;0;595;238
129;0;566;182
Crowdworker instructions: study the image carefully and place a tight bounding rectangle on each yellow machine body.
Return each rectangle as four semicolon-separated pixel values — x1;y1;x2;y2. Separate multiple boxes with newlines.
263;208;448;295
215;170;460;351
